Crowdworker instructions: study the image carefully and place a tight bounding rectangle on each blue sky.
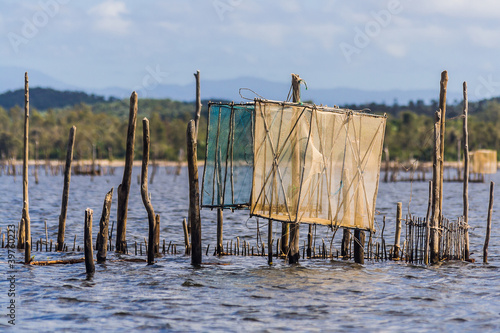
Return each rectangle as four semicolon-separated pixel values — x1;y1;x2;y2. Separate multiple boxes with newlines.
2;0;500;99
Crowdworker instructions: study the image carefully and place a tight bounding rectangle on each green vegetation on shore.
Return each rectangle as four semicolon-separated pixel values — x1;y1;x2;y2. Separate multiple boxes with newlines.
0;88;499;162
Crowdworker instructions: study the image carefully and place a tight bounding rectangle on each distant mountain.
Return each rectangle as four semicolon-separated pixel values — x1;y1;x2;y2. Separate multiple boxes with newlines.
0;88;112;110
1;66;464;106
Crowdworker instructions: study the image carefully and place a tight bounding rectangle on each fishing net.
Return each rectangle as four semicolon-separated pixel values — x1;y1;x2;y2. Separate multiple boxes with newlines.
470;149;497;174
201;100;386;232
250;100;386;231
201;103;254;208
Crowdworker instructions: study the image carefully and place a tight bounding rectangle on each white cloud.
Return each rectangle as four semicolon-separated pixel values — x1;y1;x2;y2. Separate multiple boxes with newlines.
88;0;131;35
466;26;500;49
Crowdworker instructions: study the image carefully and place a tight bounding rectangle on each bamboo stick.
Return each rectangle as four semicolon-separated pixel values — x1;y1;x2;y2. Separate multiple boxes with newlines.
217;208;223;255
140;118;157;265
394;202;402;260
187;120;202;265
22;72;31;263
194;70;202;138
483;182;494;263
268;220;273;265
116;92;138;253
462;82;470;260
84;209;95;275
438;71;448;223
96;188;113;263
289;73;301;264
57;126;76;251
183;218;190;254
154;215;160;255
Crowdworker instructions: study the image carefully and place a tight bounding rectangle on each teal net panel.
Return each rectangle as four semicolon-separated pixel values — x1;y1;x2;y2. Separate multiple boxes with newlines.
201;103;254;209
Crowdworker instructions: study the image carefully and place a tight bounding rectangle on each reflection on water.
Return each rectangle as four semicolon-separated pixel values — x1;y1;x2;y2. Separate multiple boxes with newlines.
0;167;499;331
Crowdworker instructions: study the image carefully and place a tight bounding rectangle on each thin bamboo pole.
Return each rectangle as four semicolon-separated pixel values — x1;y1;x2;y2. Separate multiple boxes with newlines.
289;73;301;264
462;82;470;260
483;182;494;263
22;72;31;263
217;208;223;255
431;110;442;264
187;120;202;265
394;202;402;260
57;126;76;251
194;70;202;138
140;118;157;265
268;220;273;265
438;71;448;223
116;92;138;253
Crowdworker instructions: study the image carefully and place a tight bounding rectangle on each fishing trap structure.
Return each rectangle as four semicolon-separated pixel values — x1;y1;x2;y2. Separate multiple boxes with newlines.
470;149;497;175
201;99;387;232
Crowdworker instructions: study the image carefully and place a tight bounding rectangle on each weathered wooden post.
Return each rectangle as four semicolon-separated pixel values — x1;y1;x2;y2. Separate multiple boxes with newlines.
483;181;494;263
393;202;402;260
140;118;157;265
57;126;76;251
84;208;95;275
187;120;201;265
194;70;202;137
424;180;432;265
383;147;389;183
353;228;365;264
289;73;301;264
431;110;442;264
96;188;113;263
22;72;31;263
116;92;138;253
307;224;312;258
462;82;470;260
154;214;160;255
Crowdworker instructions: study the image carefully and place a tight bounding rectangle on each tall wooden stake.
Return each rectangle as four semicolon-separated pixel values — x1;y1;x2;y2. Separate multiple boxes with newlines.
394;202;402;260
483;182;494;263
268;220;273;265
289;73;301;264
462;82;470;260
141;118;157;265
187;120;201;265
22;72;31;263
96;188;113;263
57;126;76;251
84;208;95;275
116;92;138;253
431;110;442;264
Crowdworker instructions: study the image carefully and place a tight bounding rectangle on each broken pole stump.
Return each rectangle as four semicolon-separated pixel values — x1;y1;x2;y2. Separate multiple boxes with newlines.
341;229;350;259
84;208;95;275
154;214;160;255
96;188;113;263
183;218;190;254
57;126;76;251
141;118;157;265
483;181;494;263
268;219;273;265
187;120;201;266
116;92;138;253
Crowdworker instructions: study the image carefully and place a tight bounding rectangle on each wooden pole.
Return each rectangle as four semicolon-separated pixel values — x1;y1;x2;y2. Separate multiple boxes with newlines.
483;181;494;263
289;73;301;264
462;82;470;260
438;71;448;222
194;70;202;138
34;139;39;184
394;202;402;260
307;224;312;258
424;180;432;265
187;120;201;265
431;110;442;264
182;218;190;254
57;126;76;251
116;92;138;253
154;214;160;255
23;72;31;263
383;147;389;183
353;228;365;264
217;208;223;255
96;188;113;263
268;220;273;265
84;208;95;275
140;118;157;265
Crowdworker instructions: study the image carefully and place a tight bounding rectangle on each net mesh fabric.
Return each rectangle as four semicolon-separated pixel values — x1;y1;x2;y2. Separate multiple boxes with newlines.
201;103;254;208
470;149;497;174
250;100;386;231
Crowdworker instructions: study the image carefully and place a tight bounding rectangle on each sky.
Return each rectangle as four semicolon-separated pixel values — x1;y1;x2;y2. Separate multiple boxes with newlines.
2;0;500;100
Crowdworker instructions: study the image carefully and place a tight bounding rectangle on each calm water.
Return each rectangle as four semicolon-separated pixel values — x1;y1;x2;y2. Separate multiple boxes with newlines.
1;166;499;332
